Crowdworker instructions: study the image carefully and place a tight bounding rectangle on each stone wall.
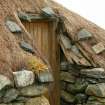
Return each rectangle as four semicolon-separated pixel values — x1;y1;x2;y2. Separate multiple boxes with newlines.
60;61;105;105
0;69;53;105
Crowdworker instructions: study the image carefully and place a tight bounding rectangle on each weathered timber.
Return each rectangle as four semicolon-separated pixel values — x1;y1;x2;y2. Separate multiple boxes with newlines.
50;0;105;69
59;34;91;66
41;7;55;17
18;12;56;22
92;42;105;54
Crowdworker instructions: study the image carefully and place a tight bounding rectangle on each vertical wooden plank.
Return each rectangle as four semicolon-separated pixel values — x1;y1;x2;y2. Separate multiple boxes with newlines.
22;21;60;105
35;22;38;49
49;22;60;105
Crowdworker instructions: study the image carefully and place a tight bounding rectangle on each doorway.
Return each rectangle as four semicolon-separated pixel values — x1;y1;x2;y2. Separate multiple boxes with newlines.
22;20;60;105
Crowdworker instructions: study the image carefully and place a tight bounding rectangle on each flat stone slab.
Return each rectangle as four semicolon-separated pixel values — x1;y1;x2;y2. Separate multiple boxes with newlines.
60;72;76;83
67;81;88;94
20;41;34;53
15;96;28;103
13;70;35;87
61;90;75;103
1;103;24;105
75;93;87;104
88;96;105;103
0;74;12;91
3;88;19;103
42;7;55;17
60;61;69;71
85;83;105;97
60;81;66;90
37;69;54;83
0;104;8;105
92;42;105;54
77;29;92;40
60;35;72;50
25;96;50;105
19;85;47;97
71;45;82;57
12;103;24;105
86;101;103;105
6;20;22;33
18;12;32;22
80;68;105;79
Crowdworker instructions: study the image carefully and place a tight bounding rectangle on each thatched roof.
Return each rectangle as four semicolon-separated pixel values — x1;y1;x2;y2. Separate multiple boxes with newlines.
1;0;105;78
0;0;47;78
49;1;105;69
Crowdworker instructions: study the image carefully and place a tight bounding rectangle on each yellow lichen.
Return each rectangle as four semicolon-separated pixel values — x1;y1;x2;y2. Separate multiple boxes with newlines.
27;56;48;73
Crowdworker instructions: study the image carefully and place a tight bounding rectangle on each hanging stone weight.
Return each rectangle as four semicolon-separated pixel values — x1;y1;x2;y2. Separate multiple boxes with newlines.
20;41;34;54
37;69;54;83
6;20;22;33
92;42;105;54
41;7;55;17
18;12;31;22
77;28;92;40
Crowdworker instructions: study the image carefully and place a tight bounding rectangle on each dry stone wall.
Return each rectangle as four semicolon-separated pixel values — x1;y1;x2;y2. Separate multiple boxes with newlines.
0;69;52;105
60;61;105;105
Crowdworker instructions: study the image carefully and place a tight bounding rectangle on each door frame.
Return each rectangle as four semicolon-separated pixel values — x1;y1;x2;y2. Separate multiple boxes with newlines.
20;15;60;105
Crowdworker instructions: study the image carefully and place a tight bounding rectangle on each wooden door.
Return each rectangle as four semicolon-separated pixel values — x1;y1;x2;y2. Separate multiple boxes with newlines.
22;21;60;105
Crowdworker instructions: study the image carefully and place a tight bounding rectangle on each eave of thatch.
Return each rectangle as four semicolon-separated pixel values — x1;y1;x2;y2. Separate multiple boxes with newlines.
49;0;105;69
0;0;49;78
1;0;105;76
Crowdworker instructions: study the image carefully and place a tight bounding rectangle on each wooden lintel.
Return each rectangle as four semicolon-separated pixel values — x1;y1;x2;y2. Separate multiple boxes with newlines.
18;12;57;22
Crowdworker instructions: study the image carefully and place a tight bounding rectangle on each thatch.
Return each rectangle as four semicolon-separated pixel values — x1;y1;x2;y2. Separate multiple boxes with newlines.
0;0;47;78
1;1;105;105
0;0;105;83
49;1;105;69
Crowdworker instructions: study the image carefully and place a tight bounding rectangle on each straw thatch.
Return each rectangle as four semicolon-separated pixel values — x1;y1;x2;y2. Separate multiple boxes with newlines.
49;1;105;69
0;0;47;78
1;1;105;105
0;0;105;82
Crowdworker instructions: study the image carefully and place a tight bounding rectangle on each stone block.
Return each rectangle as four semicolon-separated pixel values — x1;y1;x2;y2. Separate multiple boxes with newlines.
19;85;47;97
75;93;87;104
6;20;22;33
15;96;27;103
60;81;66;90
71;45;83;58
86;101;103;105
12;103;24;105
0;74;12;91
61;90;75;103
20;41;34;53
60;62;69;71
80;68;105;79
0;104;8;105
13;70;35;87
92;42;105;54
88;96;105;103
60;35;72;50
42;7;55;17
3;88;19;103
25;96;50;105
85;83;105;97
77;29;92;40
60;72;75;83
67;81;88;94
37;69;54;83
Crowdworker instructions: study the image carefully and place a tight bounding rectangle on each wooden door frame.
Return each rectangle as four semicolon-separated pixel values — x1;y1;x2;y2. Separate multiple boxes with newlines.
21;18;60;105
